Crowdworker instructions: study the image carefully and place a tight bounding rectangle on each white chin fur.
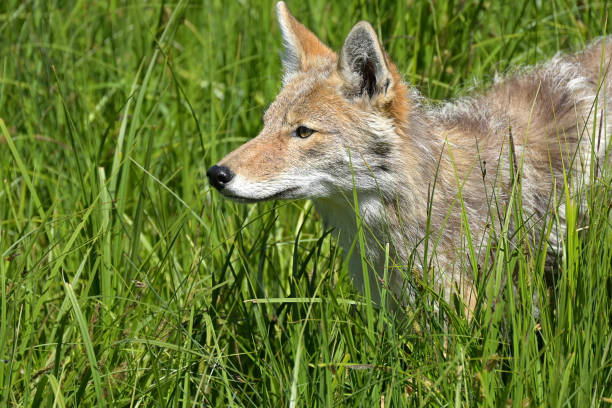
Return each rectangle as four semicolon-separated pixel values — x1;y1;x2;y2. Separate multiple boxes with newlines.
219;174;302;203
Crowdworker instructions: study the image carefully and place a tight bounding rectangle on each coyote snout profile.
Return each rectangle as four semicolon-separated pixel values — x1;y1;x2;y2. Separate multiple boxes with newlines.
208;2;611;310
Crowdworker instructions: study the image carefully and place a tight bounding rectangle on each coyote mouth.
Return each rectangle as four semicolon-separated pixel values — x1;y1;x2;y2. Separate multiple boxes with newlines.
222;187;299;203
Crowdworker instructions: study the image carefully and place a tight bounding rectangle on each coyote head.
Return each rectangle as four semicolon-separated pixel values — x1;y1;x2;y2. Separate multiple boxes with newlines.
207;2;416;204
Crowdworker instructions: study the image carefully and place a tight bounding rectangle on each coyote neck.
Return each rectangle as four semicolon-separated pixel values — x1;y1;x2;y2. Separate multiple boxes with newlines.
311;109;483;304
312;169;433;304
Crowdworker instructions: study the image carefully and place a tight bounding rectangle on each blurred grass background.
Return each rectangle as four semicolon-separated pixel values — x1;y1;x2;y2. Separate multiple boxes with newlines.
1;0;611;406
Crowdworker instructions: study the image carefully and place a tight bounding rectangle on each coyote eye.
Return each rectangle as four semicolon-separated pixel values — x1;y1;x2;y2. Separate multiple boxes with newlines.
294;126;315;139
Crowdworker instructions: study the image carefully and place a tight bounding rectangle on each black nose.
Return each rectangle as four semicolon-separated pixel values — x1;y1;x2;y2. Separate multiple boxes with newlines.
207;165;234;190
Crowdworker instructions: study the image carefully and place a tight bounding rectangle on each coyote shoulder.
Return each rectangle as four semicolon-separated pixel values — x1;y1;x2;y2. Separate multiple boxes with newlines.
208;2;611;310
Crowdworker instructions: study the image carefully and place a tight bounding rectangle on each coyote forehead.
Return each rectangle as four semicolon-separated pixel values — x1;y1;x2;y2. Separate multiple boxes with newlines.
208;1;612;309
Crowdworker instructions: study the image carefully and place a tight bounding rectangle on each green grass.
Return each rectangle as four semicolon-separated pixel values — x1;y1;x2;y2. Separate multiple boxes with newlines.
1;0;611;406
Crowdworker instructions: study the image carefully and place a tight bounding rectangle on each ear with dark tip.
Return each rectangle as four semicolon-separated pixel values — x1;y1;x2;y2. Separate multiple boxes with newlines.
338;21;392;99
276;1;333;84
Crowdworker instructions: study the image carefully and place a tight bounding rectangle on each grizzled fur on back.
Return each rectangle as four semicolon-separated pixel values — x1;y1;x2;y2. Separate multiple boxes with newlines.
208;2;612;311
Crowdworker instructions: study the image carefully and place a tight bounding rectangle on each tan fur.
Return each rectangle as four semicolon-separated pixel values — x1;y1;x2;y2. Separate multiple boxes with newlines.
278;7;332;70
210;3;612;313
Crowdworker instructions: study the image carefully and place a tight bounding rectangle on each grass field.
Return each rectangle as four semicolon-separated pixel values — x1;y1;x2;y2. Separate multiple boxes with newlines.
1;0;611;406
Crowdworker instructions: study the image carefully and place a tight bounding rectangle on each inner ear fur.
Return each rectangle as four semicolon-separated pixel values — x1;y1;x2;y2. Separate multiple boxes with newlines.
276;1;334;83
338;21;393;100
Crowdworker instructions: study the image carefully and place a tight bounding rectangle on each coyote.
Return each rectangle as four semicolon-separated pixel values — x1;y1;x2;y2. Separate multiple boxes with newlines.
208;2;611;310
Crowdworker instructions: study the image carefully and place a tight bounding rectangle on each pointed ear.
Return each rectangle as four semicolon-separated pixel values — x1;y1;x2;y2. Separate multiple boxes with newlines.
276;1;333;83
338;21;393;100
